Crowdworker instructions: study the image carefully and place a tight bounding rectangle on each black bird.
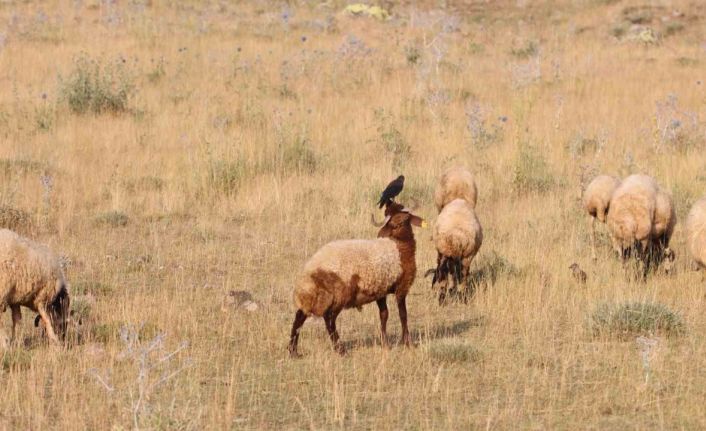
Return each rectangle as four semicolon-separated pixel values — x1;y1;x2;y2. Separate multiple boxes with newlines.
377;175;405;208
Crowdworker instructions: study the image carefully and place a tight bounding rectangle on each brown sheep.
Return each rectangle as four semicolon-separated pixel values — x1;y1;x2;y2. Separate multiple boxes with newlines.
288;202;425;357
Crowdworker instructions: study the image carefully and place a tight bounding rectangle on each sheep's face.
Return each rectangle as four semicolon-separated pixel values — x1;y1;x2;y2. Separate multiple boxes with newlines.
377;210;425;240
48;286;71;340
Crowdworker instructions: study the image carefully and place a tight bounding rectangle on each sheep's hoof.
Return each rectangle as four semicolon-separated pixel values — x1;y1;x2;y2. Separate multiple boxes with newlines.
288;346;302;359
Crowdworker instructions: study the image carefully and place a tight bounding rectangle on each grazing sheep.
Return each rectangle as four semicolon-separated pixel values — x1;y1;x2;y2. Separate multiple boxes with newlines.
431;199;483;304
607;174;674;275
434;167;478;212
582;175;621;259
288;202;424;357
686;197;706;277
0;229;70;344
607;175;657;263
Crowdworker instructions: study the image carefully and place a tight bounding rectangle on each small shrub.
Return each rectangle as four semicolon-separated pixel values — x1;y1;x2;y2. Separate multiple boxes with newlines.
622;6;653;24
281;137;317;174
91;321;161;344
663;21;684;37
611;24;627;38
375;109;410;171
510;40;539;59
589;302;684;338
675;57;698;67
35;105;55;132
0;158;45;177
2;350;32;371
511;144;555;194
428;341;481;364
72;281;114;296
147;58;165;83
95;211;130;228
465;251;522;293
207;158;245;195
566;133;604;158
404;45;421;65
59;54;134;115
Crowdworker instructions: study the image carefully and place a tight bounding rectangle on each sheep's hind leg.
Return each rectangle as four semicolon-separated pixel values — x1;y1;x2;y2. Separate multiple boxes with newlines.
37;307;60;345
288;309;307;358
376;298;389;349
396;295;412;347
10;305;21;344
324;308;345;355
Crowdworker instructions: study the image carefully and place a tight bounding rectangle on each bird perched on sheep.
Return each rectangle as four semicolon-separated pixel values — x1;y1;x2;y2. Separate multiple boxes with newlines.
434;166;478;212
377;175;404;209
582;175;621;260
431;199;483;304
607;174;674;275
686;197;706;278
0;229;70;344
288;201;425;357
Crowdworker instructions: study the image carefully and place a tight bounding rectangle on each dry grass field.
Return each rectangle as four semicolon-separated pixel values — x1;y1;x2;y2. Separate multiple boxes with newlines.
0;0;705;429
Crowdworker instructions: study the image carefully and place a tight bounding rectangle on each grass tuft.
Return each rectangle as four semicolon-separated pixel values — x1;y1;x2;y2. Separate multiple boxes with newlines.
589;302;685;338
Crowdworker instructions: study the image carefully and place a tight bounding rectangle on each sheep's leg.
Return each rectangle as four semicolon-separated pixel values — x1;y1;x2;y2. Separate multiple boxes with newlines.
589;216;597;260
324;309;345;355
288;309;307;358
376;298;389;349
37;307;60;345
396;295;411;347
10;305;21;343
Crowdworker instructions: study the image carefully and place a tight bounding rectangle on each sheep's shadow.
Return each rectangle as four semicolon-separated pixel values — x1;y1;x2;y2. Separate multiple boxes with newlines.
341;317;484;351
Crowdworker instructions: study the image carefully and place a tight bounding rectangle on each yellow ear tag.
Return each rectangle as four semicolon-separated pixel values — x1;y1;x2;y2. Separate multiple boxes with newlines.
421;220;428;228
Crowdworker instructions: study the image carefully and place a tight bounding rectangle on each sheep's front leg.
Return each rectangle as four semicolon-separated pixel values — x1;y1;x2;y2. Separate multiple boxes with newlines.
376;298;389;349
10;305;21;343
37;307;60;345
396;295;411;347
324;308;345;355
288;309;307;358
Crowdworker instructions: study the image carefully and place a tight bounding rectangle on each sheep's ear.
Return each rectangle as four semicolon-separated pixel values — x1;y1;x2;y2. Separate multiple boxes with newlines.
34;315;41;327
410;215;426;228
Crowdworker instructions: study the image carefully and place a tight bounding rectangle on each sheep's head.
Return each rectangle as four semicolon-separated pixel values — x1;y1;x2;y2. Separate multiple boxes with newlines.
34;284;72;340
377;202;425;240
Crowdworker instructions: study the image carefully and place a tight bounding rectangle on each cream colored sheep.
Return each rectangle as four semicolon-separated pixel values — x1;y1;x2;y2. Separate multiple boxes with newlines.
288;202;424;357
582;175;620;260
651;186;677;272
0;229;70;344
607;174;675;275
686;197;706;277
431;199;483;304
434;166;477;212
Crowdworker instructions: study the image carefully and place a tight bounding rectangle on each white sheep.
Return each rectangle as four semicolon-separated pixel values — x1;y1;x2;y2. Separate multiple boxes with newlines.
431;199;483;304
0;229;70;344
686;197;706;277
288;202;424;357
582;175;621;259
434;166;478;212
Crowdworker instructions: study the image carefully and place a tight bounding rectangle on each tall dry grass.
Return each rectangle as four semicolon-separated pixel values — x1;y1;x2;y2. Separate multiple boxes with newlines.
0;0;705;429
